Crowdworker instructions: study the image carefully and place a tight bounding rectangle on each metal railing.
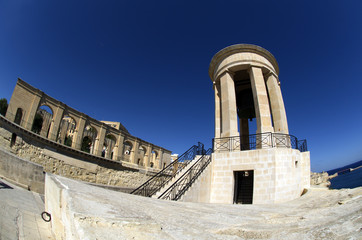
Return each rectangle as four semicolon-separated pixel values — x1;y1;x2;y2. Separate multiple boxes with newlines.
158;148;213;201
213;132;308;152
130;142;206;197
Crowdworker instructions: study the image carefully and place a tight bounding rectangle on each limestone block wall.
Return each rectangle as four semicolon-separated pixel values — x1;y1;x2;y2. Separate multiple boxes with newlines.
301;151;311;188
0;146;45;193
273;149;303;203
210;148;310;204
0;123;149;188
45;174;72;240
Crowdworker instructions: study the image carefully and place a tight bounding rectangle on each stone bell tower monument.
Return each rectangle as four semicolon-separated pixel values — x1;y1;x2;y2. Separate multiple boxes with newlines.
209;44;310;204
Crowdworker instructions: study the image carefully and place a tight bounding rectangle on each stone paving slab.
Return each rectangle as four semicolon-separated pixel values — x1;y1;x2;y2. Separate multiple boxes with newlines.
0;178;54;240
48;174;362;240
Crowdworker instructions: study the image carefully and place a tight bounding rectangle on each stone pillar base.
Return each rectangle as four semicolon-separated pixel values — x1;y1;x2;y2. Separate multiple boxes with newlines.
209;148;310;204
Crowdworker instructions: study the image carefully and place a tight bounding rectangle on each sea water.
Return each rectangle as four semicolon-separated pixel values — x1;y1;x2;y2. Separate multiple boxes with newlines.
329;167;362;189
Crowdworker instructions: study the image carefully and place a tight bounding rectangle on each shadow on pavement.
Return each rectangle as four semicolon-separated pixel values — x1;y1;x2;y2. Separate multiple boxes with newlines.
0;180;13;189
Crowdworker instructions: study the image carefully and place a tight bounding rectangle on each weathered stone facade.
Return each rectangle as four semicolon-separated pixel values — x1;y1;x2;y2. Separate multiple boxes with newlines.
5;79;171;169
0;115;151;188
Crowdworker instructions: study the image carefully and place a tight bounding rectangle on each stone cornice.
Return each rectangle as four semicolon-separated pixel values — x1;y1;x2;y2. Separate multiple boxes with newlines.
209;44;279;80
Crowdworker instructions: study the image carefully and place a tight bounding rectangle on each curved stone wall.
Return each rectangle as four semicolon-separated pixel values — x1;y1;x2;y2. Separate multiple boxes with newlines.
5;79;171;170
0;115;153;188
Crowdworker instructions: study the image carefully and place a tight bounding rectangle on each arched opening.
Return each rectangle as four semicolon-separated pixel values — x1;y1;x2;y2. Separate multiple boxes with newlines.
151;150;158;167
102;143;106;157
150;162;154;168
81;136;93;153
233;70;257;150
104;134;117;159
138;146;147;166
57;115;76;147
31;105;53;137
81;125;97;154
14;108;23;125
123;141;133;162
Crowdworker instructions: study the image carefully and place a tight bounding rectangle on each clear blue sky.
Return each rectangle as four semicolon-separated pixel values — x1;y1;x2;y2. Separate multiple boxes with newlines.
0;0;361;172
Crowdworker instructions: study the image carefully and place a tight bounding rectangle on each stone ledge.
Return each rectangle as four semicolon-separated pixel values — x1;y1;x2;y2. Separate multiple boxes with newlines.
44;173;362;240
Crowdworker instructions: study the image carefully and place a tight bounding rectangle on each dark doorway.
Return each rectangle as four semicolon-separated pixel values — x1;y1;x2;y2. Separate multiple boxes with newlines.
10;133;17;147
234;170;254;204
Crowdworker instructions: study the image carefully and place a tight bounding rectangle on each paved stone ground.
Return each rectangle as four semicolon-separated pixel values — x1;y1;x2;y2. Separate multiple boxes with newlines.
0;178;53;240
50;174;362;240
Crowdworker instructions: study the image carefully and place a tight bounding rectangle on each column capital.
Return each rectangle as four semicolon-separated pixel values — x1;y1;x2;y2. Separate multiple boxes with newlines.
216;69;235;84
265;71;280;85
247;64;263;72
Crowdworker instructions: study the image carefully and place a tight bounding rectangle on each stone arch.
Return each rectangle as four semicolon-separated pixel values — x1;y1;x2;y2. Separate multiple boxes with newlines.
123;140;133;162
81;124;97;154
31;105;53;137
14;108;23;125
104;133;117;159
138;145;147;166
57;115;77;147
151;149;159;167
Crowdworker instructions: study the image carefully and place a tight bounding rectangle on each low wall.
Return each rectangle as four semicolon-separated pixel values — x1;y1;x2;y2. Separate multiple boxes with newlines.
0;117;153;188
210;148;311;204
45;174;174;240
0;146;45;194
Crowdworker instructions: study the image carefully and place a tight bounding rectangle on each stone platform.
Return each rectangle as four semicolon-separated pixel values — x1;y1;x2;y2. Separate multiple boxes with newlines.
45;174;361;240
0;178;53;240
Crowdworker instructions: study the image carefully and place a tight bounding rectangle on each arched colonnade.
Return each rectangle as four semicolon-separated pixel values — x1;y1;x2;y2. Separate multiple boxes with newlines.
5;79;169;169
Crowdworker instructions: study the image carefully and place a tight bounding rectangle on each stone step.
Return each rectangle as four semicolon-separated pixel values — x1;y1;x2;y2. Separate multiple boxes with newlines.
152;155;203;198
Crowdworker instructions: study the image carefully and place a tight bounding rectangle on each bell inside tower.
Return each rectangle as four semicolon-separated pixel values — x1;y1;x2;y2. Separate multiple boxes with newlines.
234;70;255;121
234;70;255;149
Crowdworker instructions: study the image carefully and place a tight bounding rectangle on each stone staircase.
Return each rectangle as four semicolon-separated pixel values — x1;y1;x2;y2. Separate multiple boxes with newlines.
157;151;212;201
151;155;203;198
130;143;206;197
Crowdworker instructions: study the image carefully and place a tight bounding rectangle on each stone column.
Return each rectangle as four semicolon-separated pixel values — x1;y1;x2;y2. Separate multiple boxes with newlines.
219;70;239;137
58;122;68;144
158;149;164;169
249;66;274;134
94;125;106;157
265;73;289;134
114;134;124;161
214;83;221;138
48;104;65;141
131;139;140;164
39;114;52;138
145;144;152;167
25;91;42;130
72;115;86;150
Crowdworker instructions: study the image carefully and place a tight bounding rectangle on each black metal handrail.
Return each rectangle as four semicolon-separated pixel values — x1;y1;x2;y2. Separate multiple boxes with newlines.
130;142;206;197
158;148;213;201
213;132;308;152
297;139;307;152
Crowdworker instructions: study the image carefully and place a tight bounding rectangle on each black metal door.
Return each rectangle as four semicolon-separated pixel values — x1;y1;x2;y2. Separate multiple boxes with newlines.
234;170;254;204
